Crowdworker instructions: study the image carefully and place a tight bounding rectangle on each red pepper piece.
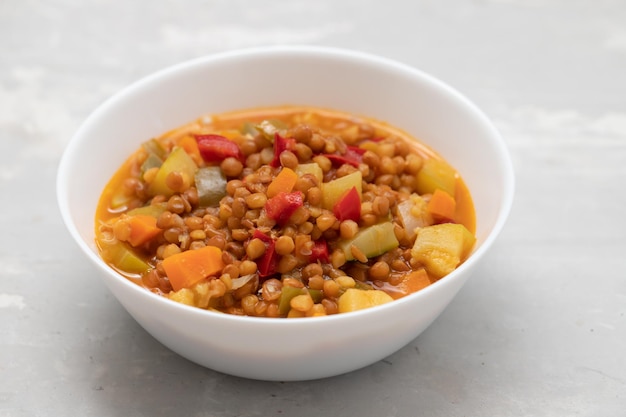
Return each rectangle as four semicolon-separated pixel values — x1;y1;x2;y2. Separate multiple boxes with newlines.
196;134;244;163
271;133;296;167
265;191;303;226
324;146;365;167
333;186;361;222
309;240;329;263
252;230;278;279
252;229;273;243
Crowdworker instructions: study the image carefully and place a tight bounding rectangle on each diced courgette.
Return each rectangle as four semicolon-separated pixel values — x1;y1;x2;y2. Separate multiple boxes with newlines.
337;221;399;262
97;235;151;274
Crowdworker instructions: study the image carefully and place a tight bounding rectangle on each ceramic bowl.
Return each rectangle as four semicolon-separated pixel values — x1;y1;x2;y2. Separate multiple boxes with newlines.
57;46;514;381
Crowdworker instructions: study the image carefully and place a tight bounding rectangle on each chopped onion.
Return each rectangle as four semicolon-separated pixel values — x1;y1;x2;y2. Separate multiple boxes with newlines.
230;274;258;290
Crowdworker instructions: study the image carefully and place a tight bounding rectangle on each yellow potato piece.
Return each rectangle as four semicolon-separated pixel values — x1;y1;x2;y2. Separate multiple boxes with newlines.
411;223;475;278
338;288;394;313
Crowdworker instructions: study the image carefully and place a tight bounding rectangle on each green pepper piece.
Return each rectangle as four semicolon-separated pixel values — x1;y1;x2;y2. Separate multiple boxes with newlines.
142;138;167;160
195;166;227;207
308;289;323;303
277;287;323;315
140;152;163;174
278;286;306;316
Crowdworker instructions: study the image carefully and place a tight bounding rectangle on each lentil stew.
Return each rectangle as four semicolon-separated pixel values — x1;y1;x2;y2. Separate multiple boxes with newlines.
95;106;476;317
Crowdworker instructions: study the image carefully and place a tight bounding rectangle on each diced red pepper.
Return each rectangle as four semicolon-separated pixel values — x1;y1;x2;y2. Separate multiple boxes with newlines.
309;240;329;263
252;229;273;243
265;191;303;226
196;134;244;163
324;146;365;167
252;230;278;278
333;186;361;222
271;133;296;167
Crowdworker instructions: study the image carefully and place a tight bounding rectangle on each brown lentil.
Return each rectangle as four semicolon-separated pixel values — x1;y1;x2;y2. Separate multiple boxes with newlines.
221;157;244;177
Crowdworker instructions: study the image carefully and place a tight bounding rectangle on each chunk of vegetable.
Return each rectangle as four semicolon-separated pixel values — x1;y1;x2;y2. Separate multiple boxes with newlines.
109;191;132;210
178;135;202;162
415;158;457;196
338;288;393;313
265;191;304;226
278;286;305;315
253;230;279;278
384;269;432;299
322;170;362;210
140;153;163;174
278;286;323;315
162;246;225;291
196;134;244;163
324;146;365;168
126;214;162;247
295;163;323;183
141;138;167;160
410;223;475;278
396;194;433;241
427;189;457;222
333;186;361;222
337;221;399;261
310;240;329;263
127;203;167;218
148;147;198;197
267;167;298;198
195;167;227;207
97;237;151;274
256;119;288;141
271;133;296;167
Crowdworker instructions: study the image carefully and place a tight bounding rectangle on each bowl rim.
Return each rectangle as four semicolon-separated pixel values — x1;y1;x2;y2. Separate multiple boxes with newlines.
56;45;515;326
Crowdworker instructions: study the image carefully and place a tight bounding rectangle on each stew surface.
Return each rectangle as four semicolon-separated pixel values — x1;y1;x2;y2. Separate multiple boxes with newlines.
95;106;476;317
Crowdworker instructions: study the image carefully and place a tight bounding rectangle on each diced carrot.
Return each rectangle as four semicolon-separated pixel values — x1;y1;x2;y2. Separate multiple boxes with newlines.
162;246;225;291
178;135;202;164
427;189;457;221
267;167;298;198
400;269;432;295
127;215;162;247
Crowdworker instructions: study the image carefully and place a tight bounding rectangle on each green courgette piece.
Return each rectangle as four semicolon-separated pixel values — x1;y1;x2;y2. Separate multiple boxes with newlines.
195;166;227;207
337;221;399;262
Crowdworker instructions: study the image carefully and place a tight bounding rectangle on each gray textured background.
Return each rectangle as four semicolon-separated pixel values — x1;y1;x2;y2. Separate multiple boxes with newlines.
2;1;625;416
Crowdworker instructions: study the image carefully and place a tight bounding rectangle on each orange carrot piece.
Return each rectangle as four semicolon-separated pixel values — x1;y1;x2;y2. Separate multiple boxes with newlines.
178;135;202;164
401;269;432;294
127;215;162;247
385;269;432;300
267;167;298;198
427;189;457;221
162;246;225;291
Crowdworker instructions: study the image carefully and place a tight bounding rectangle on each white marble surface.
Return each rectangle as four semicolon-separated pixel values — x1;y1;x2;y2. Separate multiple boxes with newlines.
2;0;625;416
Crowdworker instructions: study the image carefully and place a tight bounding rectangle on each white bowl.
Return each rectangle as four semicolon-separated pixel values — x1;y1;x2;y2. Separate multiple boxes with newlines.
57;46;514;381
